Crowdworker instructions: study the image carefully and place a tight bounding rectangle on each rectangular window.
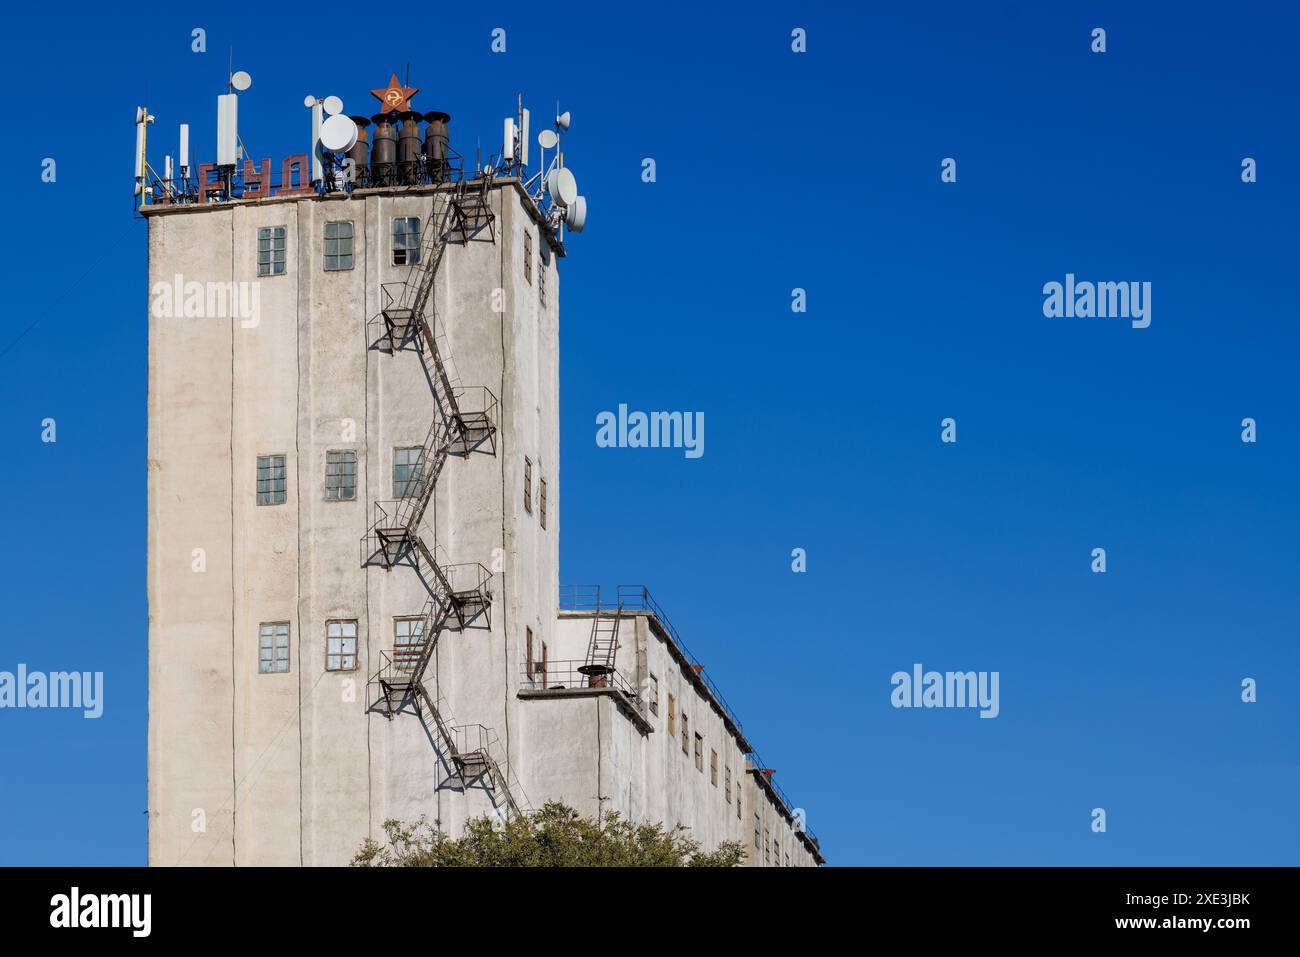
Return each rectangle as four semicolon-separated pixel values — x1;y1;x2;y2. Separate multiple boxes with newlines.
538;478;547;530
725;765;732;803
540;641;548;690
325;450;357;502
257;226;286;277
394;617;425;673
256;454;286;506
681;713;689;755
785;850;791;868
710;749;718;785
526;627;534;682
694;734;704;772
523;457;533;514
258;622;290;674
737;783;742;819
392;217;421;266
648;674;659;716
667;694;675;735
324;221;354;271
393;447;424;498
764;828;770;865
326;620;357;671
523;231;532;284
538;257;547;310
754;813;760;850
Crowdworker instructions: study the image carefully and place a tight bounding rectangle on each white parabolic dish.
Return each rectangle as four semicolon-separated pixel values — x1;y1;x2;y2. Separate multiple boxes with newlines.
548;167;577;207
320;114;358;152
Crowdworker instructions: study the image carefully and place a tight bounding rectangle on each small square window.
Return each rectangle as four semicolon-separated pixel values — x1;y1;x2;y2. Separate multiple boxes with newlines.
257;454;287;506
325;450;357;502
324;221;354;271
326;620;357;671
257;226;287;277
393;447;424;498
258;622;290;674
393;217;421;266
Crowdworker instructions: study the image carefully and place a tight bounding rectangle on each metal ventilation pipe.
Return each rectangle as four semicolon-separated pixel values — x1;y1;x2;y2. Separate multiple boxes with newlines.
397;111;423;185
347;117;371;186
370;114;398;186
423;111;451;183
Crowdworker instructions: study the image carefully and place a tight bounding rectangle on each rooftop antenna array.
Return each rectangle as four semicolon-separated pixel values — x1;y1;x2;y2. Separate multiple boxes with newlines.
132;70;588;241
305;93;357;192
512;98;587;235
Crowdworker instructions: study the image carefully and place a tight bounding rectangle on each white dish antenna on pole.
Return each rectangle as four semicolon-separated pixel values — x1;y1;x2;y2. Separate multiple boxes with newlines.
322;95;344;116
556;110;571;131
320;113;358;153
546;166;577;207
564;195;587;232
538;128;558;150
231;70;252;92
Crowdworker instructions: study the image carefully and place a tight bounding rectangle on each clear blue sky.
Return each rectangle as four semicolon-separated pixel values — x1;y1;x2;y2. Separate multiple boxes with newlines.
0;1;1296;866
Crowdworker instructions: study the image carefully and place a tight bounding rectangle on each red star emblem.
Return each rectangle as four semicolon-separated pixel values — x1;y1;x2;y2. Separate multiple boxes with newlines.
370;73;418;113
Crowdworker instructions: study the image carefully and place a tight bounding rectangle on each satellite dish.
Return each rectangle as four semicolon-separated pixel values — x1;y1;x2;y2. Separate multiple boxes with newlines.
303;95;317;108
320;114;359;153
547;167;577;207
232;71;252;92
564;195;587;232
538;128;558;150
322;95;344;116
556;111;571;131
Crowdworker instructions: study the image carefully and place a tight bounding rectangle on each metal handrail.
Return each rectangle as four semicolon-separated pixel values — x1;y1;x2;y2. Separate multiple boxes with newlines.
520;658;639;698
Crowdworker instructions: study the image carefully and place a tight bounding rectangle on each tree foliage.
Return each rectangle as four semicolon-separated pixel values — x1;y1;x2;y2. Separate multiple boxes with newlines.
352;801;746;867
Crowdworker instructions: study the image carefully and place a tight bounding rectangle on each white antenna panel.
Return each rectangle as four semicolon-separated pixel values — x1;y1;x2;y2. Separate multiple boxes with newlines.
164;155;174;181
134;119;145;179
504;116;516;161
179;124;190;171
217;93;238;166
520;109;530;167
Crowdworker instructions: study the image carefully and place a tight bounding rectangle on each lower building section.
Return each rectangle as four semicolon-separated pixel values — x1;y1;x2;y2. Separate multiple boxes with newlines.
147;591;822;867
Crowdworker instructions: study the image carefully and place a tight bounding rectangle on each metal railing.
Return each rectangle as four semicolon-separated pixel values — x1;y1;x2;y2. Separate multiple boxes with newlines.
560;585;744;736
520;658;639;699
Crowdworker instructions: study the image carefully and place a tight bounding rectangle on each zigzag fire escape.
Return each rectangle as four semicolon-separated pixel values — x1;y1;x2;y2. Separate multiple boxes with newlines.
361;176;529;820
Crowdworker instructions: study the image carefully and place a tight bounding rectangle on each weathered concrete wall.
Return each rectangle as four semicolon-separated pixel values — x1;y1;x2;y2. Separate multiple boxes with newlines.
535;613;819;865
148;184;559;865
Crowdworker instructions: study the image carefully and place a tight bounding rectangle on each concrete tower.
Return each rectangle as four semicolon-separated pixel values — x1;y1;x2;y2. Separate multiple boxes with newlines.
146;173;559;865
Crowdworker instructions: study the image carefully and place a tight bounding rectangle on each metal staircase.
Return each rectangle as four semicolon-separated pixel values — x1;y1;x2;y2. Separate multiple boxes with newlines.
363;180;526;820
